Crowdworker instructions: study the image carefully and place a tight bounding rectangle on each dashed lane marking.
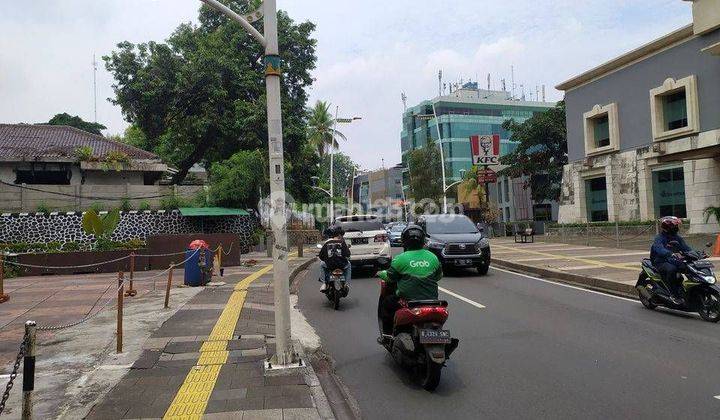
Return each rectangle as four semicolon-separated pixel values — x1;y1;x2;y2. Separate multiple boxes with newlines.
714;395;720;400
439;287;486;309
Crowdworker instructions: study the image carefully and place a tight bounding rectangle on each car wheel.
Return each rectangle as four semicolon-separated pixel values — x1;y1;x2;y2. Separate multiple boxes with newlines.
476;263;489;275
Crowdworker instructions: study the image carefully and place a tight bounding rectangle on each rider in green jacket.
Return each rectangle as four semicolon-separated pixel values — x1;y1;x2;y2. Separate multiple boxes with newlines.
378;224;442;336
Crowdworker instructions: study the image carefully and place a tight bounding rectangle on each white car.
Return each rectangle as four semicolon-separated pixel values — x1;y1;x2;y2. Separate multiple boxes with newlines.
334;215;392;269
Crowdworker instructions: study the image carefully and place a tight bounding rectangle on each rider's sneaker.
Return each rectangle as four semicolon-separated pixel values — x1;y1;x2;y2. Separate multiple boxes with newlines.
669;295;685;306
320;283;328;292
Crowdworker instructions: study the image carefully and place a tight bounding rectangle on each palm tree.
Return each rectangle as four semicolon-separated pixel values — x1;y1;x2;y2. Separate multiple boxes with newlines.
306;100;347;157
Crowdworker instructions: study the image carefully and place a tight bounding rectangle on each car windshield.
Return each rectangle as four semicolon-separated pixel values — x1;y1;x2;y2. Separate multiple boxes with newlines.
425;216;479;234
338;219;384;232
390;225;406;232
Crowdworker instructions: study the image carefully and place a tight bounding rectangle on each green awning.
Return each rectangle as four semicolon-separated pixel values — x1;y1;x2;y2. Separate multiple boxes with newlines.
179;207;250;217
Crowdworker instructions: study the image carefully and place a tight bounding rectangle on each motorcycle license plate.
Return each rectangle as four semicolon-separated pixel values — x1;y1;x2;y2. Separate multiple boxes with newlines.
419;329;451;344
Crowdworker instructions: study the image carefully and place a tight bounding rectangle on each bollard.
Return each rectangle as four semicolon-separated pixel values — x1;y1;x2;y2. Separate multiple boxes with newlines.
266;235;273;258
297;239;303;257
615;221;620;249
125;252;137;297
586;221;591;247
0;254;8;304
117;272;124;353
21;321;36;420
164;264;174;309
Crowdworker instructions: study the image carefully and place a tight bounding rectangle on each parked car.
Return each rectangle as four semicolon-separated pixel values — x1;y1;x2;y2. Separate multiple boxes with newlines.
387;223;407;247
416;214;491;275
334;215;392;269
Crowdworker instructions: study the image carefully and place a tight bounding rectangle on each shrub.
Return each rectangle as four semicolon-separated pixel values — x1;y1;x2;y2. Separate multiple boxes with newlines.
62;242;80;252
160;194;188;210
74;146;95;162
102;150;131;171
89;202;104;213
36;202;52;214
138;201;151;211
120;238;146;249
119;197;133;212
46;241;62;252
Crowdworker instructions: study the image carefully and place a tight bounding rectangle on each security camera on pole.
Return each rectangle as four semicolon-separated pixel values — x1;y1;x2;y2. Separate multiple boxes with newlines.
200;0;295;367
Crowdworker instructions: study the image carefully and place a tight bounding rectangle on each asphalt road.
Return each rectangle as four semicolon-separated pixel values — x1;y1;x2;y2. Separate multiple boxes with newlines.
297;249;720;419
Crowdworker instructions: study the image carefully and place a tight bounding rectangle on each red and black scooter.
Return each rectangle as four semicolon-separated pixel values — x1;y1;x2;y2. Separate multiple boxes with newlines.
376;260;459;391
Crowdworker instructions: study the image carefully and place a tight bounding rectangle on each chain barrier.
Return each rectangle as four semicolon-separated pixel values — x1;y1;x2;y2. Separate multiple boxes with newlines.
133;250;187;258
0;331;27;415
2;254;130;269
35;283;124;332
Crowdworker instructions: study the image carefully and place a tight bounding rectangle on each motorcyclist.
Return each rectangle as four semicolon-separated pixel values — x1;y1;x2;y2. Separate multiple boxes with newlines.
318;225;351;292
377;224;442;338
651;216;692;305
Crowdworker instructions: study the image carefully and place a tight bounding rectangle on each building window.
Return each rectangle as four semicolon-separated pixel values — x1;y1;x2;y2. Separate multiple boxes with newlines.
497;181;503;204
650;75;699;141
583;103;619;156
503;178;510;203
15;168;71;185
533;204;553;221
585;177;608;222
652;167;687;218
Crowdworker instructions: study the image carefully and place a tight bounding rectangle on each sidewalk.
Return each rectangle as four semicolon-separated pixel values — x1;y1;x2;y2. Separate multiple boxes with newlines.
84;252;330;420
491;238;720;296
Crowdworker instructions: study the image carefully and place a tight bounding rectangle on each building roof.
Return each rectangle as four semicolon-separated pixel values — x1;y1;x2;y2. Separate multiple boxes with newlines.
556;24;694;91
0;124;158;161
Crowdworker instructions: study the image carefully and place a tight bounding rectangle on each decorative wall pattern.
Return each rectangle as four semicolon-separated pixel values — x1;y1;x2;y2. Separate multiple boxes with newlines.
0;210;257;248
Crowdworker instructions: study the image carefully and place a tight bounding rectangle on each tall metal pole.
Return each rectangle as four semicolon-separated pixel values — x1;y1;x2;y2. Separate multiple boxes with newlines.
431;103;448;213
262;0;293;366
330;105;339;222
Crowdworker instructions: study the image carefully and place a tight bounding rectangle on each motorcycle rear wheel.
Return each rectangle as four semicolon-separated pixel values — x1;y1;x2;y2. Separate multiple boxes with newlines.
333;289;340;310
637;273;656;310
698;290;720;323
421;356;442;391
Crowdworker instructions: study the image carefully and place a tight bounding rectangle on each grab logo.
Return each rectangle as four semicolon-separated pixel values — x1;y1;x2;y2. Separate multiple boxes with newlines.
410;260;430;268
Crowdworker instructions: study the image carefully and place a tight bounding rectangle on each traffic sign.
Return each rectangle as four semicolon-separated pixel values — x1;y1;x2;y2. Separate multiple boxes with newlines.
476;168;497;184
470;134;500;166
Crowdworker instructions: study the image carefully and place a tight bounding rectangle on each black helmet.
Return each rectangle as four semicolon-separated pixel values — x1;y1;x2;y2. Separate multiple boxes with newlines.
328;224;345;237
401;224;425;250
660;216;681;235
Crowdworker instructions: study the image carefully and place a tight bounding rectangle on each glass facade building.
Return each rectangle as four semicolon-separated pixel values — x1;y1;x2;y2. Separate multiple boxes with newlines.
400;86;554;184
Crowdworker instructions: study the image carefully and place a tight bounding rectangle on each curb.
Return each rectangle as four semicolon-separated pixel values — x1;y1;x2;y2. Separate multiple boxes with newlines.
290;257;317;284
492;257;638;299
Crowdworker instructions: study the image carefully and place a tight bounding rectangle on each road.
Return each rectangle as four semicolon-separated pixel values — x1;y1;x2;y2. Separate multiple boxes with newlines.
297;250;720;419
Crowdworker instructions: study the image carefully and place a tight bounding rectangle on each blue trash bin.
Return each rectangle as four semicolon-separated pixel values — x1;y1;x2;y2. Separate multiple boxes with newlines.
184;248;213;286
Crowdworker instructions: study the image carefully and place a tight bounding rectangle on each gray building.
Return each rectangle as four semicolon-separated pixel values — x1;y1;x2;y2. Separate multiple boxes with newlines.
556;0;720;232
351;165;405;219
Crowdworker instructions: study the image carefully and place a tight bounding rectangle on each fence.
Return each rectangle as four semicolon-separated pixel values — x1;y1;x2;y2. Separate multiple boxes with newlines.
0;183;204;212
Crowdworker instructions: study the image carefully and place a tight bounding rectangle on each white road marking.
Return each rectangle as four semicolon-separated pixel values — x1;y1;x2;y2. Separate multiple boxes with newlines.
714;395;720;400
490;266;639;304
439;286;486;309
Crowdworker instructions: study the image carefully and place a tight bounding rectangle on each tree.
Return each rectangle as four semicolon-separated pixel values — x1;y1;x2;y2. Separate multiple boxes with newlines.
313;152;358;202
306;100;346;157
209;149;267;209
407;145;443;204
104;0;318;193
46;113;106;135
460;165;486;205
499;101;567;203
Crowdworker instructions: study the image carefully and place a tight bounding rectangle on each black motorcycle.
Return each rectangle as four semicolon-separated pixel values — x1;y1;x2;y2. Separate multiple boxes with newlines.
636;246;720;322
324;268;349;310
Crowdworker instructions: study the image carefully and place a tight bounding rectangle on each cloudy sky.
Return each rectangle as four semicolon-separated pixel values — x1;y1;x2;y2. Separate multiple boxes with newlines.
1;0;692;169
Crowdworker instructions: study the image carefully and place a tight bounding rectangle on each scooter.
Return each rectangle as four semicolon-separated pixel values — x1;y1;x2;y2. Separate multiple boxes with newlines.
376;260;459;391
324;268;349;310
636;245;720;322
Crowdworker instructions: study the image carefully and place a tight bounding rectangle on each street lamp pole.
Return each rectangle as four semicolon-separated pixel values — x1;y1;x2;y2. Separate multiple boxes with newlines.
330;106;339;221
200;0;294;366
431;103;449;213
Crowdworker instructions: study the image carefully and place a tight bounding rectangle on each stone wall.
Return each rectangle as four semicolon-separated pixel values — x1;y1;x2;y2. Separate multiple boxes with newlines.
0;210;257;249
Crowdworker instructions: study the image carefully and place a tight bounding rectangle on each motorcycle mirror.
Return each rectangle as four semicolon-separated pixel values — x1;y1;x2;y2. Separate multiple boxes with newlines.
706;242;713;248
377;257;391;269
315;243;322;249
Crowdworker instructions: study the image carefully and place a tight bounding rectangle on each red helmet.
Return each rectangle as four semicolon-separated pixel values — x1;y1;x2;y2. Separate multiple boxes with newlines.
660;216;681;235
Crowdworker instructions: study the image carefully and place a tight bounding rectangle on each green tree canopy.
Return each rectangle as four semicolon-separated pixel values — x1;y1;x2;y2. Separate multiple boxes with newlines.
407;145;443;203
312;152;358;203
46;113;107;135
499;101;568;203
103;0;318;202
209;149;267;209
306;100;346;157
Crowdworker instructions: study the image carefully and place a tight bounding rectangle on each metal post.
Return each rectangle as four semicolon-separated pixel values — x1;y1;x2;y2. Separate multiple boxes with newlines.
330;106;338;221
21;321;36;420
297;238;303;258
266;235;273;258
125;252;137;297
263;0;293;365
615;221;620;249
0;254;8;303
431;103;448;213
117;272;124;353
164;264;174;309
586;221;591;247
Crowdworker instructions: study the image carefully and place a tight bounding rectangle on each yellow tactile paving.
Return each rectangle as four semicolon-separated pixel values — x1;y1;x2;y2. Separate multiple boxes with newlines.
494;244;638;271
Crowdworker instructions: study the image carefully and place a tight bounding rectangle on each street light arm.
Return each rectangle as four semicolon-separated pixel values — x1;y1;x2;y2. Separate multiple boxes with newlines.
311;185;332;197
200;0;267;47
445;179;464;192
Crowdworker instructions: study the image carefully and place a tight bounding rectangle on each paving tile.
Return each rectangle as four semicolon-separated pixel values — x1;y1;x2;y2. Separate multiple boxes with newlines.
132;349;162;369
211;388;248;401
242;409;283;420
263;394;313;410
203;412;243;420
205;399;228;414
246;385;282;399
264;375;305;386
225;397;265;411
281;408;321;420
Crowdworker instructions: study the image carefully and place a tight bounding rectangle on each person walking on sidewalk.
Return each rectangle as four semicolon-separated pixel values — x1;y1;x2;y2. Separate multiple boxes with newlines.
651;216;691;305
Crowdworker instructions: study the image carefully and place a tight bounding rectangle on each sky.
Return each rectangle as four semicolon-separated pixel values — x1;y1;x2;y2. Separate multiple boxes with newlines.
0;0;692;170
